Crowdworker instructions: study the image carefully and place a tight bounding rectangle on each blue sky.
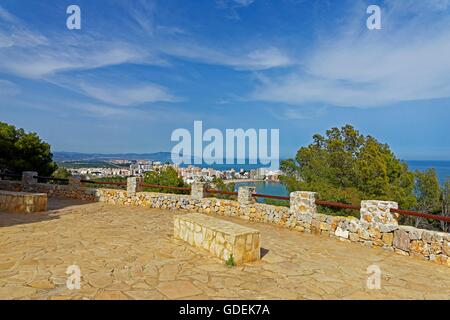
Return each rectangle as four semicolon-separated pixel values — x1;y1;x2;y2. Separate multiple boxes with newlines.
0;0;449;160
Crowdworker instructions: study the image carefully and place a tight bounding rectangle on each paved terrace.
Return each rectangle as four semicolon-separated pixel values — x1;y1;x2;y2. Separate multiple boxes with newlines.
0;198;449;300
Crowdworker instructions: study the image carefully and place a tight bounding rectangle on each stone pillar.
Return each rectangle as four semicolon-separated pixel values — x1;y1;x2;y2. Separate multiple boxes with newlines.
127;177;138;196
191;182;206;200
69;176;82;189
238;186;256;205
22;171;38;189
289;191;317;215
360;200;399;225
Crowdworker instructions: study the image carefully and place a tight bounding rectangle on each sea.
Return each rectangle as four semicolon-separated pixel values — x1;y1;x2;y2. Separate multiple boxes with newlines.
212;160;450;198
406;160;450;185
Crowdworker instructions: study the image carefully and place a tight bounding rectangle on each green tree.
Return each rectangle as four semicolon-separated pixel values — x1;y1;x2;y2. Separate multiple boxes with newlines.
440;179;450;232
86;176;127;189
207;178;236;200
52;167;72;179
280;125;416;216
143;167;188;194
0;121;57;176
411;169;441;228
264;198;290;207
414;169;441;212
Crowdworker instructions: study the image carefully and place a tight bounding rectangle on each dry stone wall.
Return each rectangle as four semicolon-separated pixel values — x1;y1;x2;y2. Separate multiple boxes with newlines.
0;177;448;267
0;190;47;213
0;180;22;192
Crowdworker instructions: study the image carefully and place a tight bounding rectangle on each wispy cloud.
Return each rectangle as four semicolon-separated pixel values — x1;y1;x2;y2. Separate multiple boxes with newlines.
0;5;161;79
234;0;256;6
216;0;256;19
75;103;129;117
77;82;179;106
217;0;256;8
0;3;290;82
0;40;153;79
0;79;19;96
270;105;328;120
250;0;450;107
160;43;293;70
0;6;47;50
0;4;180;108
126;0;157;34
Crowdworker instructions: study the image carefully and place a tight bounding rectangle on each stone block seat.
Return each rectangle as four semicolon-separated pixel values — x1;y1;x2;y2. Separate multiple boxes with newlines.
0;190;47;213
174;213;260;265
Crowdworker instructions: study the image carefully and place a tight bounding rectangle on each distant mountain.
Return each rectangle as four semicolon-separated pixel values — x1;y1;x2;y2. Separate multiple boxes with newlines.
53;151;174;163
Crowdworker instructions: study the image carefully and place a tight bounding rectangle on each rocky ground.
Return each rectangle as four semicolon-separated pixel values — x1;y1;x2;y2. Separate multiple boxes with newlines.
0;198;449;300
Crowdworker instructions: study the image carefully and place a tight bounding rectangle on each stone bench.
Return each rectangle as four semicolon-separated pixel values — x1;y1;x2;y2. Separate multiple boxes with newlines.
0;191;47;213
174;213;260;265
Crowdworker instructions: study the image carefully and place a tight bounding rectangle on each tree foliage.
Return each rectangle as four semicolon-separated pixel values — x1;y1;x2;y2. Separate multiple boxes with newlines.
441;179;450;232
207;178;236;200
52;167;72;179
280;125;416;214
0;121;57;176
143;167;188;194
406;169;441;228
414;169;441;213
264;198;290;207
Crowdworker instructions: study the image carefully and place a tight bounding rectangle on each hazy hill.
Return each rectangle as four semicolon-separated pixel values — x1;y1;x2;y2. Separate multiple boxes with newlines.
54;152;174;163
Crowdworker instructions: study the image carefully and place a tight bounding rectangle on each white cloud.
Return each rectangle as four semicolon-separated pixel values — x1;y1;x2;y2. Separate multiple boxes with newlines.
126;0;156;34
78;82;179;106
233;0;255;6
250;1;450;107
0;4;289;82
270;105;328;120
0;5;181;107
0;79;20;96
0;6;47;49
0;6;161;79
75;103;129;117
160;43;292;71
0;40;152;79
216;0;257;20
384;0;450;14
217;0;256;8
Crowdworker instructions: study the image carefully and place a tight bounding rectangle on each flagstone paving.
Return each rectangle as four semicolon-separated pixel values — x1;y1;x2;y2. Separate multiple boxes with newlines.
0;198;449;300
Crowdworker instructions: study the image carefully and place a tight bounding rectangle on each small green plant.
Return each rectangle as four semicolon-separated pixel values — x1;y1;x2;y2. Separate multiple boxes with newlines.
225;254;236;267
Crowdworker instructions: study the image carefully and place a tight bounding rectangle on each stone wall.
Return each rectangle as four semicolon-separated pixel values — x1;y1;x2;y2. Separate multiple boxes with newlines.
25;183;98;201
0;176;449;267
0;190;47;213
0;180;22;192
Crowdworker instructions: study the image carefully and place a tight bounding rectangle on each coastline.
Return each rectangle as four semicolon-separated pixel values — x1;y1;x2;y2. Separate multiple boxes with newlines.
223;179;265;184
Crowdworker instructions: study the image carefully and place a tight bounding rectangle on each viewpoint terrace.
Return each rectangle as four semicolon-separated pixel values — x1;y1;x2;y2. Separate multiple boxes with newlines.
0;172;449;300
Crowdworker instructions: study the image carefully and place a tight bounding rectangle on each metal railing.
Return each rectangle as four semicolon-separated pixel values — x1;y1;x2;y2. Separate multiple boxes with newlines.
82;180;127;186
140;183;191;192
35;176;69;184
0;173;22;180
315;200;361;211
205;189;238;196
253;193;289;201
391;207;450;223
2;173;449;223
